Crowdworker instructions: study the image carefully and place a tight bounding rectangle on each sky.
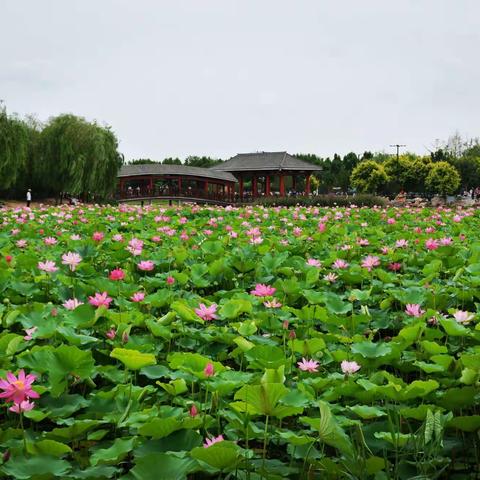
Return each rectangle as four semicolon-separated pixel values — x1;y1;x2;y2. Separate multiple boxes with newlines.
1;1;479;161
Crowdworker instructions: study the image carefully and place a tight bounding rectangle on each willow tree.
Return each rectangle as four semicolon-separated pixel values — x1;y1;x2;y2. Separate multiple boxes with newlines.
0;105;35;192
36;114;123;198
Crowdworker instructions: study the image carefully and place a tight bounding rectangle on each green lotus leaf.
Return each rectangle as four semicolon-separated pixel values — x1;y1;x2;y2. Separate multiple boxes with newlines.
300;401;353;456
90;437;137;466
110;348;156;370
190;442;241;471
1;455;71;479
130;453;197;480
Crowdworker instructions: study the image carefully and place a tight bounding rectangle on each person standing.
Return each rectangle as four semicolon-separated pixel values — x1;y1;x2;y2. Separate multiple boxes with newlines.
26;189;32;207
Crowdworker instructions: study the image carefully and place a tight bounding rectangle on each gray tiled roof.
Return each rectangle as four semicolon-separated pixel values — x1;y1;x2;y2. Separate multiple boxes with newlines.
210;152;322;172
119;164;237;182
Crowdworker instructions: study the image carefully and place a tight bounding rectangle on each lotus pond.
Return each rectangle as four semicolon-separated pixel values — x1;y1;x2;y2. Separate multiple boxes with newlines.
0;203;479;479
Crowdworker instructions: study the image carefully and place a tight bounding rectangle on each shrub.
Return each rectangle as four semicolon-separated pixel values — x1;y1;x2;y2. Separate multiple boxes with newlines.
254;194;387;208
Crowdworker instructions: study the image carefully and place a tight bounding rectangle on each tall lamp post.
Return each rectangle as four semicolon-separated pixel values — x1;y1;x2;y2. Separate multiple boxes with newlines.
390;144;406;161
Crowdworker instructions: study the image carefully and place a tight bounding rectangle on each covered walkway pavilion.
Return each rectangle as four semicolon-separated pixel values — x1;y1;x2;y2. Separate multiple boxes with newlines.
116;152;322;204
210;152;322;200
117;164;237;203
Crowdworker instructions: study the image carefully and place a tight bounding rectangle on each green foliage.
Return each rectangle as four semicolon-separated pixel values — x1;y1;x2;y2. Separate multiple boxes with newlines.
425;161;461;195
37;114;123;197
0;106;38;192
350;160;389;193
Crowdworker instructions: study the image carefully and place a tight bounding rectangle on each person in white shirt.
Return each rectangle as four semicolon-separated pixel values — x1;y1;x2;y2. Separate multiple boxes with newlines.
26;189;32;207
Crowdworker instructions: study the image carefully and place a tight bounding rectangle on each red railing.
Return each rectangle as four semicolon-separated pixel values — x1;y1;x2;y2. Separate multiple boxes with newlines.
117;186;239;203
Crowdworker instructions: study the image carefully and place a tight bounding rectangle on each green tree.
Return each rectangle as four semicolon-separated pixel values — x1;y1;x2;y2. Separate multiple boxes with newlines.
0;105;36;193
36;114;123;198
184;156;223;168
408;156;433;192
130;158;159;165
384;155;414;193
162;157;182;165
350;160;389;194
425;161;461;196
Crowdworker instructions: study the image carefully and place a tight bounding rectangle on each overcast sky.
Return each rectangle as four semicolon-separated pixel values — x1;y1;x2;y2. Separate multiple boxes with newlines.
1;1;479;161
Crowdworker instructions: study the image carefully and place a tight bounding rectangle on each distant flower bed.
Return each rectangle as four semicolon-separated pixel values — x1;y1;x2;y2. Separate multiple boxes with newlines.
0;202;478;478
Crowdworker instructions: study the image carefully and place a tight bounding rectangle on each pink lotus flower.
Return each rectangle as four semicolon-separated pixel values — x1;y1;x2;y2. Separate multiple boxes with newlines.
405;304;425;317
395;239;409;248
70;234;81;241
388;262;402;272
425;238;439;250
0;370;40;404
166;276;175;285
189;404;198;417
63;298;84;310
44;236;57;245
23;327;38;341
195;303;218;321
341;360;361;374
61;252;82;271
333;259;349;270
453;310;474;324
9;400;35;413
357;238;369;246
204;362;215;377
264;299;282;308
106;328;116;339
306;258;322;268
38;260;58;273
297;358;319;372
92;231;104;242
88;292;113;308
112;234;124;242
109;268;125;281
324;273;338;283
127;238;143;256
16;240;27;248
439;237;453;246
203;434;224;448
250;284;276;297
131;292;145;302
137;261;155;271
361;255;380;272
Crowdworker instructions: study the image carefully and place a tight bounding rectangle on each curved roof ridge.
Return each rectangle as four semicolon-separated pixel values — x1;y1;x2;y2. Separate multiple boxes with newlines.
119;164;237;182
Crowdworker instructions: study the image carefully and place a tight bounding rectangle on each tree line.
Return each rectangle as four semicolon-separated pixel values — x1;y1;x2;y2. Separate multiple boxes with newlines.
2;102;478;200
0;104;123;201
348;135;480;196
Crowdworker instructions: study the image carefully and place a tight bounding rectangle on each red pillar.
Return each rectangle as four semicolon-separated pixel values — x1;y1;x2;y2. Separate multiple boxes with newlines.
265;175;271;195
279;175;285;196
252;176;258;197
178;177;182;195
119;179;124;196
306;174;311;195
292;175;296;192
239;176;244;200
204;180;209;197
